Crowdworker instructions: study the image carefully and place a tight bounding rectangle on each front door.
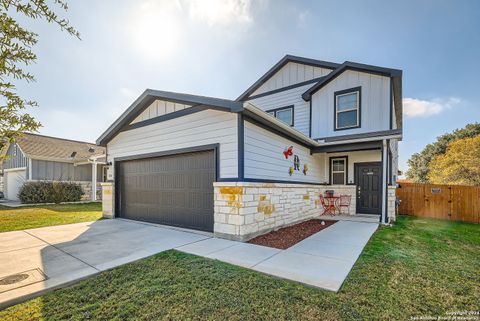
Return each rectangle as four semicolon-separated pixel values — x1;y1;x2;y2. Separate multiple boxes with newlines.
355;162;382;215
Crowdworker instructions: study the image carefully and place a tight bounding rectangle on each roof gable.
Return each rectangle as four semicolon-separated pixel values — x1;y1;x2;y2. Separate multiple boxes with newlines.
97;89;243;146
236;55;340;101
302;61;403;129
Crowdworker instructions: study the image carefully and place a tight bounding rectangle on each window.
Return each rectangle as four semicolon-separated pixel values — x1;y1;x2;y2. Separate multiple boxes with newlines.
266;106;294;126
335;87;360;130
331;157;347;185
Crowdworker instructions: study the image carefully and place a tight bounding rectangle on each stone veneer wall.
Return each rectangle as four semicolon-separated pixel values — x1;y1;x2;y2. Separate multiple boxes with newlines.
387;186;396;222
214;182;357;241
101;182;114;218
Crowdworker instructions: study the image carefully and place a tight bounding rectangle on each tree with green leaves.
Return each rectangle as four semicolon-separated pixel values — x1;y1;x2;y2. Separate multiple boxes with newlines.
0;0;79;153
428;136;480;186
406;123;480;182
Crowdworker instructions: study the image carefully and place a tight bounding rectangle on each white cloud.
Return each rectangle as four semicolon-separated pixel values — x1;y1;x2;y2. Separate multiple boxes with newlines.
403;97;461;118
184;0;255;26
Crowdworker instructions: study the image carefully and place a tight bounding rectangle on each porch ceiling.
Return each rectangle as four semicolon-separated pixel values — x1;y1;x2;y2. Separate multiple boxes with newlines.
312;140;382;153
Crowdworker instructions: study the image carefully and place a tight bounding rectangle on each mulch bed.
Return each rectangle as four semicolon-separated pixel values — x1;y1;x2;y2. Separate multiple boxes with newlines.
247;219;337;250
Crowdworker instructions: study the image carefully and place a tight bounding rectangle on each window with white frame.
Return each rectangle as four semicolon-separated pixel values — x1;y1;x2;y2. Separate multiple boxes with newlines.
266;106;294;126
331;157;347;185
335;88;360;130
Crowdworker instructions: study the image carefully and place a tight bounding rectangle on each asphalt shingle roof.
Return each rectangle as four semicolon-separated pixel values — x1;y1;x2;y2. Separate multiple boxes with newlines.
15;133;105;162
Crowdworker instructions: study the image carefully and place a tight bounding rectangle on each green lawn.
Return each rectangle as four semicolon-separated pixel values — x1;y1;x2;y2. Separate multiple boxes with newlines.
1;216;478;320
0;202;102;232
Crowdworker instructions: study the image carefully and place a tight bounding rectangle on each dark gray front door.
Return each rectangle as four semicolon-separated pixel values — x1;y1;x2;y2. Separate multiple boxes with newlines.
117;150;215;232
355;162;382;215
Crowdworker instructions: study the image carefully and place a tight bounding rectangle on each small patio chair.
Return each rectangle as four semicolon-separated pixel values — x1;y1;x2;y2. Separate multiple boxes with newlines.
338;195;352;215
320;195;336;215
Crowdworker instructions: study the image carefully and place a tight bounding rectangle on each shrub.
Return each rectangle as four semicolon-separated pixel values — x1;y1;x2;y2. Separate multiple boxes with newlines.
18;181;84;204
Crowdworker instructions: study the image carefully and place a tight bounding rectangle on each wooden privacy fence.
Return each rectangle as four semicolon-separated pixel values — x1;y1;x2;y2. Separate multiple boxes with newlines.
396;183;480;224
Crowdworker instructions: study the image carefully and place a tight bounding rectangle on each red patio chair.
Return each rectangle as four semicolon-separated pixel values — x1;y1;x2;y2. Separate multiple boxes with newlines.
319;195;336;215
338;195;352;215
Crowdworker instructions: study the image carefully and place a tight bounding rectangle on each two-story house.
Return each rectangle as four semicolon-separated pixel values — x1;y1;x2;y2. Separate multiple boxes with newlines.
97;55;402;241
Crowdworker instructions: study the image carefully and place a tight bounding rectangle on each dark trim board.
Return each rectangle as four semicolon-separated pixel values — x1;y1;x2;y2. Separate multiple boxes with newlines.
122;105;211;132
302;62;402;101
97;89;243;146
329;156;349;185
237;114;245;180
114;143;221;185
333;86;362;131
314;128;402;143
243;114;312;149
236;54;340;101
265;105;295;127
241;178;325;185
245;77;325;101
313;141;381;153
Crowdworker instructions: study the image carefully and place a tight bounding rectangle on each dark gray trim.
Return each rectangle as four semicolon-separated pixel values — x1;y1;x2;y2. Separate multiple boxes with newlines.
237;55;339;101
308;100;312;138
380;141;389;223
329;156;348;185
314;128;402;143
237;114;244;180
122;105;212;132
265;105;295;127
114;144;220;163
313;141;381;153
97;89;243;146
333;87;361;131
241;178;325;185
389;80;393;130
245;77;325;101
243;115;312;149
302;62;402;101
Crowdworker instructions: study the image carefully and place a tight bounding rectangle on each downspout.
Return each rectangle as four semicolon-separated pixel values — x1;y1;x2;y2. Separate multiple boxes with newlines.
381;139;388;224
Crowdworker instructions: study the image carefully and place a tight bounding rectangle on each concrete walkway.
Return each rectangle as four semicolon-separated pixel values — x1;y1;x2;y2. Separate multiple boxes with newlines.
0;219;377;309
178;220;378;291
0;219;210;309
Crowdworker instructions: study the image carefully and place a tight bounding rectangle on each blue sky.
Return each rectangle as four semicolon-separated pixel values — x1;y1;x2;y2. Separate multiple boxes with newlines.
13;0;480;173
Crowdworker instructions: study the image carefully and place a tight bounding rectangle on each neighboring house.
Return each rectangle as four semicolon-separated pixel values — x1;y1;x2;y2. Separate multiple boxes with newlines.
0;133;106;201
97;55;402;241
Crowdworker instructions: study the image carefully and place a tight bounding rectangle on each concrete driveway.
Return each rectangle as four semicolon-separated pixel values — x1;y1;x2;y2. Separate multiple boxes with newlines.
0;219;210;308
0;219;377;309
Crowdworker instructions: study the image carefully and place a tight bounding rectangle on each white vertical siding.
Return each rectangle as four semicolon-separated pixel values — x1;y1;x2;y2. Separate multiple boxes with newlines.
108;109;238;178
244;121;324;183
246;83;313;136
311;70;391;138
251;62;333;96
130;99;192;124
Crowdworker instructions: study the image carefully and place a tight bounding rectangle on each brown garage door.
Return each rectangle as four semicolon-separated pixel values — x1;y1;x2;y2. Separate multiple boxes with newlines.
117;150;215;232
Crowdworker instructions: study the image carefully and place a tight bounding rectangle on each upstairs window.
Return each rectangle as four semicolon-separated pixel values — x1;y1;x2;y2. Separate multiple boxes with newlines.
266;106;294;126
335;87;361;130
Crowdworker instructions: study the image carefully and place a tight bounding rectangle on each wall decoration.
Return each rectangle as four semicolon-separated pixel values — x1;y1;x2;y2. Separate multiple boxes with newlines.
288;167;294;176
293;155;300;171
283;146;293;159
303;164;309;175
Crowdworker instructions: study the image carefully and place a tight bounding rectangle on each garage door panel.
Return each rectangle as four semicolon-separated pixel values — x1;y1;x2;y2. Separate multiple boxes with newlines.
118;150;215;232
